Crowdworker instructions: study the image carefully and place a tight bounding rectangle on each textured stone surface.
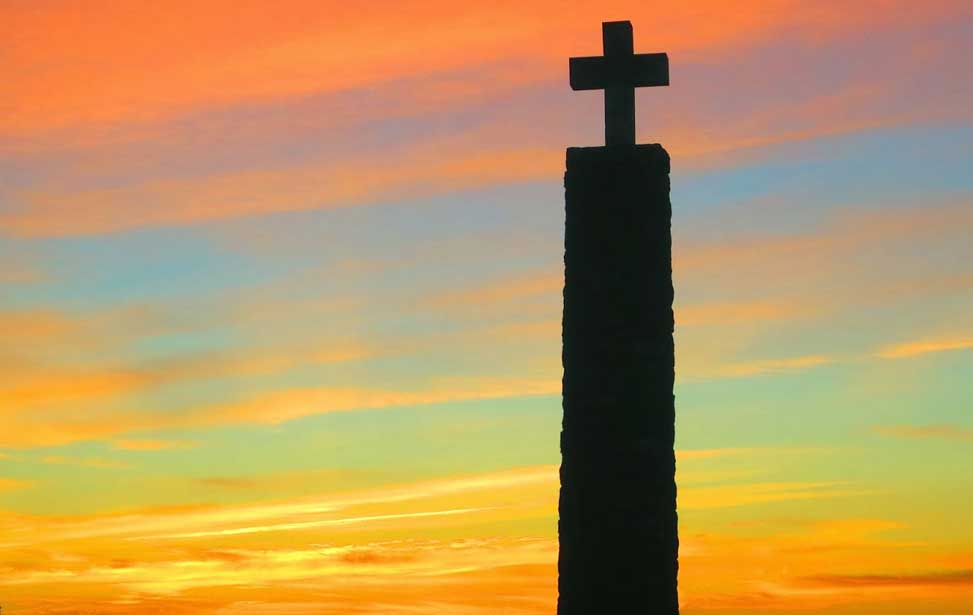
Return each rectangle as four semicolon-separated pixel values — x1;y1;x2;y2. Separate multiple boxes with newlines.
558;144;678;614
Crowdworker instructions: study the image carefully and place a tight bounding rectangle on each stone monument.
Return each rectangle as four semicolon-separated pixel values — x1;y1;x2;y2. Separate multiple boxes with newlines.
558;20;678;614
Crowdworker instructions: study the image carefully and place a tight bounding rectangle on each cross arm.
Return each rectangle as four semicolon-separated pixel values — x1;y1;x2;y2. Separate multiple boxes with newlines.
569;53;670;91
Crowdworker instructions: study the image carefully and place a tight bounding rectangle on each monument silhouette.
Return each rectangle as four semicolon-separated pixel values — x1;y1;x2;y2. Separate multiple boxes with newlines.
558;21;678;614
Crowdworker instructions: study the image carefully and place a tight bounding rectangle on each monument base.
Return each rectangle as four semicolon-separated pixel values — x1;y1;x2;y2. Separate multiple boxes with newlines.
558;144;678;613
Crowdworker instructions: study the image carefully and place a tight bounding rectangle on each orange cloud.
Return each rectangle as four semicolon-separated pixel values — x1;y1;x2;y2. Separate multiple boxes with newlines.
187;467;377;496
1;142;561;236
3;1;969;237
8;103;969;238
418;198;968;325
0;309;74;343
5;0;956;139
801;569;973;588
676;201;973;279
676;517;968;613
0;303;204;363
0;306;390;448
425;271;561;309
0;411;158;450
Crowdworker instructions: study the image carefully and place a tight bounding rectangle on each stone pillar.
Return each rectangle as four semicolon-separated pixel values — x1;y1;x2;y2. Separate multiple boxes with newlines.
558;144;678;614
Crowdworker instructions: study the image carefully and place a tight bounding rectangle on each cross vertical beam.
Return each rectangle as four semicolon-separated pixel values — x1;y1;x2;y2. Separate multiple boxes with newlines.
603;21;636;146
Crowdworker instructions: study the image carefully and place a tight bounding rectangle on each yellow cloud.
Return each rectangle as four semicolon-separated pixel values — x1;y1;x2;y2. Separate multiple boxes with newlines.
112;439;198;451
144;507;493;541
0;368;152;410
676;448;754;461
676;300;812;326
0;477;33;491
680;481;855;510
0;374;559;449
0;462;959;614
682;354;835;382
196;378;559;427
878;337;973;359
872;424;973;440
0;465;557;545
40;455;132;469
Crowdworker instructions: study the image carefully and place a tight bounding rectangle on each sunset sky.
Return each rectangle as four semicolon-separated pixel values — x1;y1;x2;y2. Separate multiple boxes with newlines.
2;1;972;613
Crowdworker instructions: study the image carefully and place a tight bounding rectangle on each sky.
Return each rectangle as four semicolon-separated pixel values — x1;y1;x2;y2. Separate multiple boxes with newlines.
1;0;972;613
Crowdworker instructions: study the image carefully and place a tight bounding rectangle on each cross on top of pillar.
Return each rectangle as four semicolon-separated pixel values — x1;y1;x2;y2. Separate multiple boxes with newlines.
569;21;669;146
